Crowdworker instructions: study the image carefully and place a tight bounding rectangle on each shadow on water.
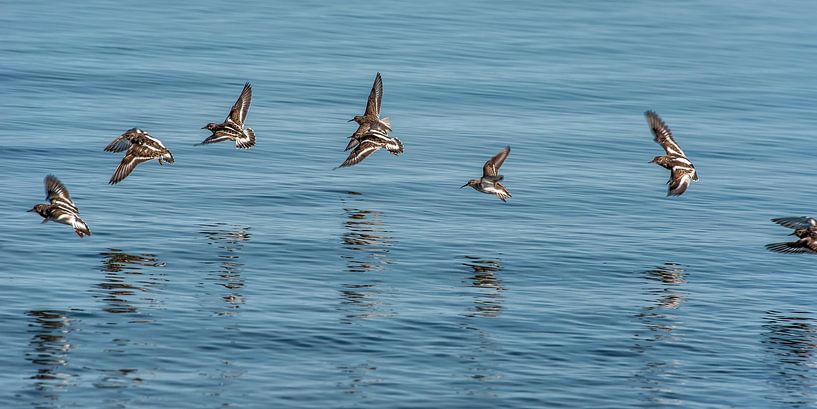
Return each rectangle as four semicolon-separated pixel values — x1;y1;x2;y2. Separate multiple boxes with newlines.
762;310;817;407
338;194;395;323
461;256;504;318
200;223;251;317
632;262;686;407
95;249;167;319
24;309;77;406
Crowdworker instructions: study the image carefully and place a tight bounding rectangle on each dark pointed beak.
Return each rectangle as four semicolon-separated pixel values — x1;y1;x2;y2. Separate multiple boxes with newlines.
460;183;468;188
790;231;798;236
347;119;354;122
26;208;34;212
201;125;208;129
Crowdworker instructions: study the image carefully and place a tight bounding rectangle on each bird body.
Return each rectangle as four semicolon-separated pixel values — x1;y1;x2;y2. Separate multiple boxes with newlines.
200;82;256;149
347;72;391;151
646;111;698;196
28;175;90;237
462;146;512;202
337;128;403;168
105;128;174;184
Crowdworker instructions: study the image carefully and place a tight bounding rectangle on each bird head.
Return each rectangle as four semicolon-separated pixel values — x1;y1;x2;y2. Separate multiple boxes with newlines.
461;180;479;188
202;123;217;130
27;204;47;216
348;115;364;124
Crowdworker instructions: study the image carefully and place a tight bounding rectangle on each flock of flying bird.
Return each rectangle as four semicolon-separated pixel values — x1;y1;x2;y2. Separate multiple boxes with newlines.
24;73;814;253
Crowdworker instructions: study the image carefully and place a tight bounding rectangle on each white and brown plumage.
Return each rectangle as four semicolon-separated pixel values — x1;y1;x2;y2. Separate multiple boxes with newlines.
336;128;403;169
766;217;817;254
104;128;174;185
462;146;512;202
646;111;698;196
346;72;391;151
28;175;91;237
199;82;256;149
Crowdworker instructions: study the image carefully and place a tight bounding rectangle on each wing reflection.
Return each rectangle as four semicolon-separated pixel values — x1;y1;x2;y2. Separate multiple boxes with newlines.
632;262;686;406
95;249;166;317
762;310;817;407
338;196;394;322
25;309;77;404
461;256;504;318
200;224;251;316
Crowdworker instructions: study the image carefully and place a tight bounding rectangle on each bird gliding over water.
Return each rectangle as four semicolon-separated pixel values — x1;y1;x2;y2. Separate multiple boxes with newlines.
645;111;698;196
105;128;174;185
336;128;403;168
766;217;817;254
462;146;512;202
199;82;256;149
28;175;91;237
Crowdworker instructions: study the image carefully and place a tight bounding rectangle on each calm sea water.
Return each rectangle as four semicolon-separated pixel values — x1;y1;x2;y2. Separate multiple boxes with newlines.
2;0;817;407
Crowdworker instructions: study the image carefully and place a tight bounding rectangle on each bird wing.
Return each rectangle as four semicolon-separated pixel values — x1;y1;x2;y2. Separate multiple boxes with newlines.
765;239;817;254
771;216;817;229
337;140;383;168
483;146;511;177
44;175;79;213
199;128;242;145
645;111;686;157
109;153;153;184
364;72;383;118
227;82;252;126
494;181;512;202
667;166;695;196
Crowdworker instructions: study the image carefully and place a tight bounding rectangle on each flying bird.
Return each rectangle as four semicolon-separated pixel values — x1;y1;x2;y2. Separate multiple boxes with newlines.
766;217;817;254
199;82;256;149
646;111;698;196
346;72;391;151
462;146;512;202
105;128;174;185
28;175;91;237
336;128;403;169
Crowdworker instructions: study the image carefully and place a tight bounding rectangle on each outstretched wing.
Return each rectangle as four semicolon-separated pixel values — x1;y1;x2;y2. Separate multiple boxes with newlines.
337;140;383;168
226;82;252;126
109;154;152;185
771;216;817;229
44;175;79;213
105;128;153;152
483;146;511;178
364;72;383;118
645;111;686;157
766;239;817;254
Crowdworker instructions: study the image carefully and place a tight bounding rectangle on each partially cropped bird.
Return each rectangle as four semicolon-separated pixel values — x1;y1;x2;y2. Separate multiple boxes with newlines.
766;217;817;254
105;128;174;184
199;82;256;149
28;175;91;237
646;111;698;196
462;146;512;202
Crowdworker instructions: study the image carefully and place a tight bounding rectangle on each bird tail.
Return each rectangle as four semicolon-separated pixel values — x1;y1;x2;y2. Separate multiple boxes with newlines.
74;218;91;237
236;128;256;149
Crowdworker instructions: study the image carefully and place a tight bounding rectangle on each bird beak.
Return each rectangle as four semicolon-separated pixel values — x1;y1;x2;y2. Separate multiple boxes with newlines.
347;119;354;122
26;208;34;212
201;125;208;129
790;231;798;236
460;183;468;188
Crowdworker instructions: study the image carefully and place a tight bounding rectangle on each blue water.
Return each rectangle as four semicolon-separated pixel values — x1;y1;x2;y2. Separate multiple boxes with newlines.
2;0;817;407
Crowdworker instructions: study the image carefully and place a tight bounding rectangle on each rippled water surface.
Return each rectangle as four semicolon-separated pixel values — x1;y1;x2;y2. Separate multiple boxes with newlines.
3;1;817;407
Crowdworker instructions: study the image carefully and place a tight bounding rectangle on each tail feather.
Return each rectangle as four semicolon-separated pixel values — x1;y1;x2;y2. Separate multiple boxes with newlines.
236;128;256;149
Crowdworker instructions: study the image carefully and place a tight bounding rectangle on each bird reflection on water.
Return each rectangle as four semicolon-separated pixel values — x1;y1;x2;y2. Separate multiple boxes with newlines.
461;256;504;318
339;194;394;322
200;224;251;315
95;249;166;317
632;262;687;406
24;309;77;405
762;310;817;407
